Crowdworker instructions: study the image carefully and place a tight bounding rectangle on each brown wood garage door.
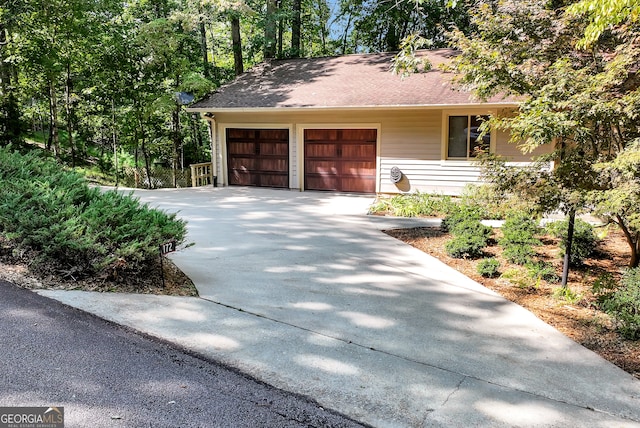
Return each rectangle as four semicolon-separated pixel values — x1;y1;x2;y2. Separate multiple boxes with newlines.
304;129;377;193
227;128;289;188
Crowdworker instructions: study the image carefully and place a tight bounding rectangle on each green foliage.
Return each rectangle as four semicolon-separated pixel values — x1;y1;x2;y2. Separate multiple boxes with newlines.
500;211;541;265
502;245;536;266
459;184;535;220
0;147;186;279
553;286;582;304
445;233;488;259
546;219;598;266
447;0;640;268
477;258;500;277
500;261;558;289
500;267;532;288
441;203;486;233
444;219;492;259
525;261;559;284
567;0;640;48
369;192;455;218
593;268;640;339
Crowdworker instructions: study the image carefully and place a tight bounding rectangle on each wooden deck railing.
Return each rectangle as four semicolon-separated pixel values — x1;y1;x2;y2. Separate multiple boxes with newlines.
190;162;215;187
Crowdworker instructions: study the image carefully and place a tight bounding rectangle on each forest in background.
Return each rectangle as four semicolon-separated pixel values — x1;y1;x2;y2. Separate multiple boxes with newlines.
0;0;471;184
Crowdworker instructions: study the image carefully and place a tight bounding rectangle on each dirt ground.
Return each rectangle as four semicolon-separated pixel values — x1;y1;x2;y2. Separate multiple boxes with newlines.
385;226;640;380
0;256;198;297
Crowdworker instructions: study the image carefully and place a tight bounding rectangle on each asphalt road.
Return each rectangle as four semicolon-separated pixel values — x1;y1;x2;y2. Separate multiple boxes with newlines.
0;280;366;428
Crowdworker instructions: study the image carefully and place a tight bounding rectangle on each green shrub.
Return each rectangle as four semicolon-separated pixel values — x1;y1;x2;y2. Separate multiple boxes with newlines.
525;261;559;284
595;268;640;339
0;147;186;279
502;244;537;265
500;211;541;265
552;286;582;304
449;218;492;238
460;184;535;220
441;204;486;232
444;219;492;259
445;233;488;259
477;258;500;277
546;218;597;266
592;272;617;298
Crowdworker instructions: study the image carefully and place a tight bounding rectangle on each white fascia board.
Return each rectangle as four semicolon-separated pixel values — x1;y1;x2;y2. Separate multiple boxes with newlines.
185;102;519;114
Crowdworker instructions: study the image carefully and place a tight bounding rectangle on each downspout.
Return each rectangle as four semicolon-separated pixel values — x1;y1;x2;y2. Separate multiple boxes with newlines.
204;113;218;186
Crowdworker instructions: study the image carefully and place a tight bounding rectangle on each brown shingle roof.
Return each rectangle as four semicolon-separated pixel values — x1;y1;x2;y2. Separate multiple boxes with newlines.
189;49;515;110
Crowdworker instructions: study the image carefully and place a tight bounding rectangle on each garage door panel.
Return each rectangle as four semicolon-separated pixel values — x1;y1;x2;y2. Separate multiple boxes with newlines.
341;129;376;142
228;129;256;139
258;129;288;140
306;175;338;191
260;173;289;188
342;161;376;176
229;157;257;169
305;129;338;141
341;144;376;159
259;158;288;172
228;142;256;155
260;142;288;156
305;143;337;158
229;171;253;186
227;128;289;189
341;177;375;193
306;160;338;174
304;128;377;193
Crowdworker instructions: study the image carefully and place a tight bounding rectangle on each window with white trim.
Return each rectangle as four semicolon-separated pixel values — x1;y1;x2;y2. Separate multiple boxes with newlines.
447;115;490;159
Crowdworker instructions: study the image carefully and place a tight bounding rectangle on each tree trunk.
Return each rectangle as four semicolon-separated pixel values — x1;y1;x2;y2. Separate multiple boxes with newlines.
277;0;283;58
631;238;639;268
112;99;119;186
65;63;75;167
617;215;640;268
341;14;352;55
291;0;301;58
172;103;181;188
137;113;153;189
0;23;21;146
561;209;575;287
264;0;277;59
230;16;243;75
198;6;210;78
49;79;61;157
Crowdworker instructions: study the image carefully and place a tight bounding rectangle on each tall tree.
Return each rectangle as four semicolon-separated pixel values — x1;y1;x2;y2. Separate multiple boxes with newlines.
230;14;244;74
447;0;640;268
291;0;302;57
0;13;22;147
264;0;278;58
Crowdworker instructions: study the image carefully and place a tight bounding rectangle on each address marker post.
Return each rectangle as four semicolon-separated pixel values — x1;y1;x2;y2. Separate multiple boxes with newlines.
159;240;177;288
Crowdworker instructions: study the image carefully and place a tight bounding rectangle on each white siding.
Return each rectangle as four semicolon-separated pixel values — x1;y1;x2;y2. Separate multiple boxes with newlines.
212;108;546;195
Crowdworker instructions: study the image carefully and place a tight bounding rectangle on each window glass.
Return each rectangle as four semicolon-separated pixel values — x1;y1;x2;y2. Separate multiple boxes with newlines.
469;115;490;157
447;115;490;159
447;116;468;158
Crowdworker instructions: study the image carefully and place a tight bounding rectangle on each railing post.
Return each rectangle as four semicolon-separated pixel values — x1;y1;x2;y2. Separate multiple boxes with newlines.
188;162;214;187
190;164;197;187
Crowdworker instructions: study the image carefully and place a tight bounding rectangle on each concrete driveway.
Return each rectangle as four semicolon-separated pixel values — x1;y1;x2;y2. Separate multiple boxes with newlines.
40;187;640;427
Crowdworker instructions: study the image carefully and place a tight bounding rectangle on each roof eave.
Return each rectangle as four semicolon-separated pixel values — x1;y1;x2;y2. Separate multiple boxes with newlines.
186;102;519;114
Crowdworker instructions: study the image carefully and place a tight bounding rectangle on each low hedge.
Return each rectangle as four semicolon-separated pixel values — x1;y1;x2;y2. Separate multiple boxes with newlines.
0;147;186;278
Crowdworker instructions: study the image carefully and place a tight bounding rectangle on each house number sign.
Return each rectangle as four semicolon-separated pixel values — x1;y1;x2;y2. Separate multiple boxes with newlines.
160;240;176;255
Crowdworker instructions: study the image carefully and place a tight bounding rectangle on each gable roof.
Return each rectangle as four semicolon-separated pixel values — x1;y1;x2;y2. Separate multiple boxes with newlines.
188;49;515;111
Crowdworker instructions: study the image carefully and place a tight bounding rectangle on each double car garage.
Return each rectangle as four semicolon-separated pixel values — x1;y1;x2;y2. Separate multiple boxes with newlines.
226;128;377;193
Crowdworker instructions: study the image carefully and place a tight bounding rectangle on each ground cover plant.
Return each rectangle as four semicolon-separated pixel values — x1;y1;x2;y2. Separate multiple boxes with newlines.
0;147;191;293
369;191;455;218
375;191;640;379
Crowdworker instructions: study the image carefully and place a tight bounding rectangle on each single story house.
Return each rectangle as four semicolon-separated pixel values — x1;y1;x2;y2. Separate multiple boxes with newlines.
187;49;546;195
